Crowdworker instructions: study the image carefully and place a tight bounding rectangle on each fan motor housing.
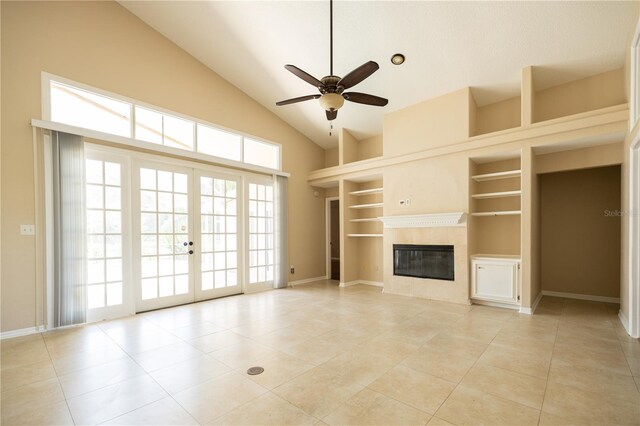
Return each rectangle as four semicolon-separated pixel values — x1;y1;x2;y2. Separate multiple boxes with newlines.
320;75;343;94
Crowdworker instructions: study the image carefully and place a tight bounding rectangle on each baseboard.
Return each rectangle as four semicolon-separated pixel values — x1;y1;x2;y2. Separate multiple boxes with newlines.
520;292;543;315
471;298;520;311
618;309;632;335
541;290;620;304
339;280;383;288
358;280;384;287
289;276;327;287
1;325;46;340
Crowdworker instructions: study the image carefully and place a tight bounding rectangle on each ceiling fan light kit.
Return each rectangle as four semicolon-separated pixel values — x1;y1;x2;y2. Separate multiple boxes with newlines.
319;93;344;111
276;0;388;121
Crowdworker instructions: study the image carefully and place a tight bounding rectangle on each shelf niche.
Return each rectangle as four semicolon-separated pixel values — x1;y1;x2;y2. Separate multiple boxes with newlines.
469;156;522;257
469;90;521;137
342;178;384;286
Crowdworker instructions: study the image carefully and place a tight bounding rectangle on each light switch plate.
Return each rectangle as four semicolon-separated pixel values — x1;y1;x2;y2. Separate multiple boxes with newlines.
20;225;35;235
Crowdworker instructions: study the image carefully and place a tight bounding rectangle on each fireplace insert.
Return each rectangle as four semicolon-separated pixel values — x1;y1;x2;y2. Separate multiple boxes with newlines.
393;244;454;281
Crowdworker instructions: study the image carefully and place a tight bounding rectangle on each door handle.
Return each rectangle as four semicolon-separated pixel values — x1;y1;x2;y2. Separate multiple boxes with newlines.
188;250;194;255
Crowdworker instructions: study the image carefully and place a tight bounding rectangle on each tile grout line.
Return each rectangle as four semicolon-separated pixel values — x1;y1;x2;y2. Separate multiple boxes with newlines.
536;296;563;426
40;331;78;426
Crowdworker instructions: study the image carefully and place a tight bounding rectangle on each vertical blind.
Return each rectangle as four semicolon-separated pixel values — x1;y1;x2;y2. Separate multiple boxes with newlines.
51;131;87;327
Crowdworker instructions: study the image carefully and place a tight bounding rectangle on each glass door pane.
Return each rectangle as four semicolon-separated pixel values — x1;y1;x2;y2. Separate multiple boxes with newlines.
85;153;130;322
247;180;275;288
195;171;242;300
134;162;194;312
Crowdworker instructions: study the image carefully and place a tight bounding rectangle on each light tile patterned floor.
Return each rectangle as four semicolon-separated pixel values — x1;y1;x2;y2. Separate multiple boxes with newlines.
1;280;639;425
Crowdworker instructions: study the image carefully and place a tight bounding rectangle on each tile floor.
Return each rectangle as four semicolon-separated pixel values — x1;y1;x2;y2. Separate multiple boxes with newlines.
1;280;639;425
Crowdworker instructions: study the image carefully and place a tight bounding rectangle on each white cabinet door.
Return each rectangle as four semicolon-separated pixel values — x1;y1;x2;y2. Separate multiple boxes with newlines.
471;259;519;305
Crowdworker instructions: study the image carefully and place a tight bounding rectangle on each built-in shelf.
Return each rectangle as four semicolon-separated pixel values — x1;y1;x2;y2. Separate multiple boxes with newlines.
347;234;383;238
471;170;521;182
350;218;381;223
349;203;383;209
472;190;522;199
349;188;383;196
472;210;522;217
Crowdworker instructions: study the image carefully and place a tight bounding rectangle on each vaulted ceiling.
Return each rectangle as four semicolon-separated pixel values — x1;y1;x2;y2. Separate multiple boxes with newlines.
120;1;638;149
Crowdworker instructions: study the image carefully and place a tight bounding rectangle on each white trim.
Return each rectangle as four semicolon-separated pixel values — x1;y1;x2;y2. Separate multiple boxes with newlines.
379;212;466;229
471;299;520;311
1;326;46;340
358;280;384;288
339;280;383;288
630;20;640;129
618;309;634;337
326;196;339;282
629;129;640;338
520;292;543;315
541;290;620;304
32;119;289;178
289;276;328;286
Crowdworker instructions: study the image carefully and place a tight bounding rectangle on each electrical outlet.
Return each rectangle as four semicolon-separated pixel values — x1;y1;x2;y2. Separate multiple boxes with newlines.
290;266;295;274
405;198;411;206
20;225;35;235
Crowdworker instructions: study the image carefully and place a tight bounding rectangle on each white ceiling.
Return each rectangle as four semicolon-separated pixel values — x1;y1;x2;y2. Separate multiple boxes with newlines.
119;1;638;149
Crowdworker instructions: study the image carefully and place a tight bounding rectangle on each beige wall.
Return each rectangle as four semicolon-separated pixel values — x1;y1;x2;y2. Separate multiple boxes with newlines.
339;129;359;165
358;135;382;161
534;68;626;123
540;166;621;298
383;88;471;157
325;147;339;168
1;1;326;332
474;96;521;136
536;143;623;174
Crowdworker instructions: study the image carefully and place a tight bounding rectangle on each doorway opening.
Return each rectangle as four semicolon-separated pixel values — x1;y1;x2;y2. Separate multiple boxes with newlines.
326;197;340;281
538;165;622;303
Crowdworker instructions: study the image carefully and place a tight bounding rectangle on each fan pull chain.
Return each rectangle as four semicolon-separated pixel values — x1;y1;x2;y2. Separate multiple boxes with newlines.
329;122;333;136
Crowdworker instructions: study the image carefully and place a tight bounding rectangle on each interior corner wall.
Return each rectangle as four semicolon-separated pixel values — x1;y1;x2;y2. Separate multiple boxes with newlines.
324;147;339;168
0;0;326;332
534;68;626;123
540;166;622;298
358;135;382;161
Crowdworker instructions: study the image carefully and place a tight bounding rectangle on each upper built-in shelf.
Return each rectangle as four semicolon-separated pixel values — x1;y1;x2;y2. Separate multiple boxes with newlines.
471;170;521;182
347;234;383;238
349;188;383;196
472;190;522;200
350;218;380;223
349;203;383;209
471;210;522;217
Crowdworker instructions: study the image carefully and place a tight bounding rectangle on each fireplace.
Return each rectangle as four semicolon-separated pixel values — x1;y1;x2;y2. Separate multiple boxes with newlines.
393;244;454;281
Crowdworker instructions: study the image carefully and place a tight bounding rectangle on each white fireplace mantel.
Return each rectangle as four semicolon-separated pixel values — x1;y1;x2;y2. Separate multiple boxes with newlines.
378;212;466;229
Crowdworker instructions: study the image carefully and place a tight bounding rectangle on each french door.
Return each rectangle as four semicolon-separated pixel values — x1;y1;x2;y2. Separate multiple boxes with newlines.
194;170;242;300
132;161;243;312
84;147;276;320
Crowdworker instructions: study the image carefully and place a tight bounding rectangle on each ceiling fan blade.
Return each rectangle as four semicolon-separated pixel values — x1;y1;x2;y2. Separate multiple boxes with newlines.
285;65;323;88
326;109;337;121
338;61;379;90
343;92;388;107
276;94;320;106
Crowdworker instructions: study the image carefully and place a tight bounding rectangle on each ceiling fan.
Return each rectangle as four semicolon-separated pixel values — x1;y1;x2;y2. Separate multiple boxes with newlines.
275;0;388;121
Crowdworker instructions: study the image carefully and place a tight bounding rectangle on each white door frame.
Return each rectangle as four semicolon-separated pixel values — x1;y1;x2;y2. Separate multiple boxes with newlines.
627;132;640;338
625;19;640;338
326;197;339;280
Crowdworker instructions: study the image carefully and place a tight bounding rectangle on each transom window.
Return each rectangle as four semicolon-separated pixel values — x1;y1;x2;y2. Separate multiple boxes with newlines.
47;76;281;170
